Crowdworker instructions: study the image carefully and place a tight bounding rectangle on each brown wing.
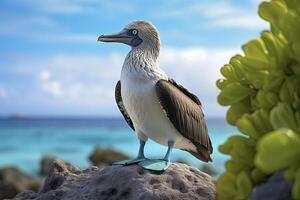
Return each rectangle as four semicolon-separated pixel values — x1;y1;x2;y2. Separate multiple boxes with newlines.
115;81;135;130
155;79;213;162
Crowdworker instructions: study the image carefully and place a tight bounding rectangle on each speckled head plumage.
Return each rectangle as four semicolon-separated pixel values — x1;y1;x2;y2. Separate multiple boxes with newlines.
98;20;160;58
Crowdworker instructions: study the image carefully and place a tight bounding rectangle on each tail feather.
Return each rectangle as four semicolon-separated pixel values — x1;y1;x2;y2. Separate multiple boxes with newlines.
182;144;213;163
189;151;212;162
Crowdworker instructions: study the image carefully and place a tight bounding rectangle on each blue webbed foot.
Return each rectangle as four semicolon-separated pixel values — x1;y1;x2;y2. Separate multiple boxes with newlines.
114;139;147;165
138;159;171;171
113;157;146;165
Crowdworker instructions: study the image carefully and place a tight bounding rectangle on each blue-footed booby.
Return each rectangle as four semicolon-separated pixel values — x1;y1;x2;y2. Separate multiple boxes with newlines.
98;20;213;171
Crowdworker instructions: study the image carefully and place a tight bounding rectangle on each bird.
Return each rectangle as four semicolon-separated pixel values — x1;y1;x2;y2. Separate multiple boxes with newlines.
98;20;213;171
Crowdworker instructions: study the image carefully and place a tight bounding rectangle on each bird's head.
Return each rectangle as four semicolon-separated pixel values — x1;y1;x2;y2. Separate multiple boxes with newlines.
98;20;160;57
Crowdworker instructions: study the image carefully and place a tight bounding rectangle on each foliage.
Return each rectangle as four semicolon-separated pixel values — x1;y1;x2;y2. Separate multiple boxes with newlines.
216;0;300;199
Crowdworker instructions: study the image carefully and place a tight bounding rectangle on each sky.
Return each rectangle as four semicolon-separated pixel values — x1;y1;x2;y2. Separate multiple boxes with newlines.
0;0;268;117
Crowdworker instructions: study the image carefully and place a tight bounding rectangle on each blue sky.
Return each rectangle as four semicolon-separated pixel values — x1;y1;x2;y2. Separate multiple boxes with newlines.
0;0;268;117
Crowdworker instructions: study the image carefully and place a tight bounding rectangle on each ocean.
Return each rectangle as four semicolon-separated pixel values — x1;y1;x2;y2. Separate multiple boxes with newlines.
0;117;237;176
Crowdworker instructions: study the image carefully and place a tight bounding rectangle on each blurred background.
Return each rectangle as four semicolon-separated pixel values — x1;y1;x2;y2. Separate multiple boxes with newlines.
0;0;267;181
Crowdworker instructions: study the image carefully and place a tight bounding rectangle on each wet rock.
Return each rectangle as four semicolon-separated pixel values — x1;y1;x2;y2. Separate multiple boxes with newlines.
0;166;41;199
14;159;216;200
89;147;129;166
250;172;293;200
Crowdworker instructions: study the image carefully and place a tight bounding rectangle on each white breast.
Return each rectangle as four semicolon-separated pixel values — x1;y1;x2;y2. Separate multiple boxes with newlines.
120;58;197;152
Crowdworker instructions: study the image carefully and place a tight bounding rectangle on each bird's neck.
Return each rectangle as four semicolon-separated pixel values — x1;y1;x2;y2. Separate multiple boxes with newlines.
124;47;159;71
121;47;166;81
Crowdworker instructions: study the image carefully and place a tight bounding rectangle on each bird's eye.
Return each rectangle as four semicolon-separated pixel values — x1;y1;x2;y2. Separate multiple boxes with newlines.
131;29;138;35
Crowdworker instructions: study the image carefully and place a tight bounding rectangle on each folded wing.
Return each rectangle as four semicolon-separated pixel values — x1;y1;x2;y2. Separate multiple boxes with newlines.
115;81;135;130
155;79;213;162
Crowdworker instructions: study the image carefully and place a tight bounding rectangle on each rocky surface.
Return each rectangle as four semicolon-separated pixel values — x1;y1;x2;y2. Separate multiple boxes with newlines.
89;147;130;166
0;166;41;200
250;172;293;200
14;159;216;200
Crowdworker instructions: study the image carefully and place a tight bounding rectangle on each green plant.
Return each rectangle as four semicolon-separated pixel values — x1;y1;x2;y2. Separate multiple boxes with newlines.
216;0;300;199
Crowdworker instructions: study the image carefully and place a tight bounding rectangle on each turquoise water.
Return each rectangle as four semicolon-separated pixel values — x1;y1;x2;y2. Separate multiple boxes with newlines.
0;117;237;176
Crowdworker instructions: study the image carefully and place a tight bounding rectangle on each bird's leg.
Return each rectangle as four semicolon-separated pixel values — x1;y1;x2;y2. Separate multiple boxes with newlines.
138;141;174;171
133;140;146;160
113;140;147;165
163;141;174;163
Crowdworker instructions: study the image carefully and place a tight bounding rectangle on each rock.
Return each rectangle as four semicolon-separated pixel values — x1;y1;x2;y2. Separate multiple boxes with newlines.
0;166;41;199
199;164;217;177
40;156;73;176
250;172;293;200
89;147;130;166
40;156;56;176
14;159;216;200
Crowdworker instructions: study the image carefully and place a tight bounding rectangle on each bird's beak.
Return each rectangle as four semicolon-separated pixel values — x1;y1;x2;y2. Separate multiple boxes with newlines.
97;29;132;45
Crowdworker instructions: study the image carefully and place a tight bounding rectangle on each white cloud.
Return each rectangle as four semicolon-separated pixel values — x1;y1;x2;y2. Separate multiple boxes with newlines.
209;14;266;29
157;1;267;30
41;79;63;97
39;70;63;97
8;46;237;116
200;1;267;29
27;53;122;114
39;70;51;81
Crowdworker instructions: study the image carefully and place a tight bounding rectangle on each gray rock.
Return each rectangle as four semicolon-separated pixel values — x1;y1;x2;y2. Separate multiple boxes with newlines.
40;156;56;176
0;166;41;200
14;159;216;200
250;172;293;200
89;147;130;166
199;164;217;177
40;156;73;176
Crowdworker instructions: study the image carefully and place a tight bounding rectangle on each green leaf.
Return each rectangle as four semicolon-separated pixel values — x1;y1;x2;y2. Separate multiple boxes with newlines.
259;1;287;23
226;101;251;125
251;168;268;183
217;172;237;200
242;38;268;60
270;103;298;131
216;79;231;90
284;162;299;181
255;128;300;173
236;114;259;138
219;135;254;155
236;171;253;200
292;167;300;199
218;83;251;106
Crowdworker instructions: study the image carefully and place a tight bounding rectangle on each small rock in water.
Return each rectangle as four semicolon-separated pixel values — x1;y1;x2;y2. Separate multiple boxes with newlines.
89;147;130;166
40;155;73;176
199;164;217;177
14;159;216;200
40;156;56;176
